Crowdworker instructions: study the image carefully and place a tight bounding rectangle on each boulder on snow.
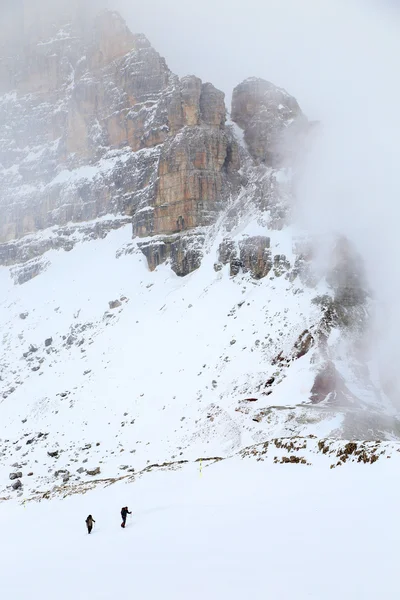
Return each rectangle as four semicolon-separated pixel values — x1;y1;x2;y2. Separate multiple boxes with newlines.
86;467;101;476
45;337;53;347
109;300;122;310
12;479;22;490
9;472;22;480
55;469;69;478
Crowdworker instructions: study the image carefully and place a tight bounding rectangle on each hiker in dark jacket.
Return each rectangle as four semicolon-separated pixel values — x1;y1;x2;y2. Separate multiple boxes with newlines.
85;514;95;534
121;506;131;528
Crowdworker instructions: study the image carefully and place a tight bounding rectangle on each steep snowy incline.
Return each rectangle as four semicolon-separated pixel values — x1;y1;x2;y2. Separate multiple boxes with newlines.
0;453;399;600
0;223;317;495
0;218;397;499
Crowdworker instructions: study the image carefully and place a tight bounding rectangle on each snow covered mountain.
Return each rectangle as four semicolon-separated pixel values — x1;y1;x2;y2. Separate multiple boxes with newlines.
0;5;398;502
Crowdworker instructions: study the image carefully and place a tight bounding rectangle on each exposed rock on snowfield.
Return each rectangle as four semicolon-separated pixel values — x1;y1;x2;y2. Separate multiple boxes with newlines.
0;6;398;501
216;236;272;279
138;231;206;277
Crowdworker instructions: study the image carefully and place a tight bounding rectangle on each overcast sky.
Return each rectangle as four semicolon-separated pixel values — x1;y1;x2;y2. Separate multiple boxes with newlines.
112;0;399;117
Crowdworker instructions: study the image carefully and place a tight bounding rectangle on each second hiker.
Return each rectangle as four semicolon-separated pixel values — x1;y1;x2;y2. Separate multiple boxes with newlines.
121;506;131;528
85;514;95;534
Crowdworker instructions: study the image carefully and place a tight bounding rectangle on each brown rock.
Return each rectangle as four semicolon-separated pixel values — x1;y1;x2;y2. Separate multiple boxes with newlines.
0;12;172;243
137;127;238;237
0;7;239;249
200;83;226;128
293;330;314;360
180;76;202;126
88;11;136;70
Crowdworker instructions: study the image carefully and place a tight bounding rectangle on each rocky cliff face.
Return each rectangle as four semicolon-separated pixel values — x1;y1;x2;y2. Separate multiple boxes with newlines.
0;7;302;275
0;8;240;253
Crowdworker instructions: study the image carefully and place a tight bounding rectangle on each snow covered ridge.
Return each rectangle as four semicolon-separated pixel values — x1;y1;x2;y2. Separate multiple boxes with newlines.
1;436;396;504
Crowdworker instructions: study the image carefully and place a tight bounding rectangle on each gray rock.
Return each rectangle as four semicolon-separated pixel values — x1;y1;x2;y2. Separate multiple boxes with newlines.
138;231;206;277
9;472;22;480
12;479;22;490
239;236;272;279
45;337;53;347
273;254;291;277
231;77;307;166
55;469;69;477
86;467;101;476
109;300;122;310
11;259;50;285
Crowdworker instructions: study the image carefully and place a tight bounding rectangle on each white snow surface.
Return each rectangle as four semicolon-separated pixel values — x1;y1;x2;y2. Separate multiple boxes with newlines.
0;222;328;494
0;454;399;599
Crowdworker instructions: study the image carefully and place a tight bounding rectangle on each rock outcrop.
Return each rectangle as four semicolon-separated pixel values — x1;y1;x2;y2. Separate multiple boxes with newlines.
231;77;307;165
138;231;205;277
0;7;327;295
216;236;272;279
133;79;239;238
0;7;240;254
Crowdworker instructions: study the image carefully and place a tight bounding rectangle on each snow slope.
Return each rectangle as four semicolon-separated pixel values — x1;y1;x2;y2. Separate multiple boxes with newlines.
0;452;399;600
0;217;397;499
0;222;317;492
